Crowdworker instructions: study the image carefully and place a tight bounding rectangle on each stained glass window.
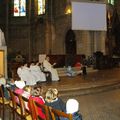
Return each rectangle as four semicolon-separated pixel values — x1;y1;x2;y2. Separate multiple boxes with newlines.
14;0;26;16
108;0;114;5
38;0;45;15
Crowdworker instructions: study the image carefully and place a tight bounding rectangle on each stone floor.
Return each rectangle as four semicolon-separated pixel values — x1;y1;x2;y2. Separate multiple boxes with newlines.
62;88;120;120
1;67;120;120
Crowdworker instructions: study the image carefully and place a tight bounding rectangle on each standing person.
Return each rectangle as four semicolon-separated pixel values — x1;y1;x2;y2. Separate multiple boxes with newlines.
43;56;59;81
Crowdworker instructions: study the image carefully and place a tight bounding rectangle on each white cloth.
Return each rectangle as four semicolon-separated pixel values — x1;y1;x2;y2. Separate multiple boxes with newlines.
43;60;59;81
30;65;46;82
20;66;36;85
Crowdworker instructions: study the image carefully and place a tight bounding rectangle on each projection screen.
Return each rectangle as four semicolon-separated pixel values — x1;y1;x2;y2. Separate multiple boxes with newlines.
72;2;107;31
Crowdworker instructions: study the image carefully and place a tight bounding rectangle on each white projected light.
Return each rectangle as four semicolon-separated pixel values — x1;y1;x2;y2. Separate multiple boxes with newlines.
72;2;107;31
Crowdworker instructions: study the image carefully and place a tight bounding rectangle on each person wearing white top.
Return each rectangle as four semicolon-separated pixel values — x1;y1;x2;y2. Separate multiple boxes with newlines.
30;62;46;82
20;63;36;85
17;64;23;79
43;56;59;81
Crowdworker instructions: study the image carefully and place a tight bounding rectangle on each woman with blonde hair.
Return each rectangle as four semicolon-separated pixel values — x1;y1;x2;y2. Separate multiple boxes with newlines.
45;88;66;112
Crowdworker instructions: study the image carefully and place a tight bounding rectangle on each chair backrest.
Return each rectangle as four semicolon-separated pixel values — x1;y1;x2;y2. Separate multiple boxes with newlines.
32;100;50;120
0;85;5;104
7;87;17;109
17;94;27;117
28;98;37;120
49;107;73;120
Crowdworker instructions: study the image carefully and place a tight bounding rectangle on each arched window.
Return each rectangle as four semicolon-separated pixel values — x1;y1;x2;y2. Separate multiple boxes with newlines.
38;0;45;15
14;0;26;16
108;0;114;5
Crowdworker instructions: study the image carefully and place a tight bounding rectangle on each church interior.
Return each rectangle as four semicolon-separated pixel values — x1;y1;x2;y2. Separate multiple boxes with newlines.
1;0;120;120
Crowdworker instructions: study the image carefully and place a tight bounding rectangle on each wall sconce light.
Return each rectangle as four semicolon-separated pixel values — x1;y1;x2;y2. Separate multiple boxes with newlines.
65;0;72;14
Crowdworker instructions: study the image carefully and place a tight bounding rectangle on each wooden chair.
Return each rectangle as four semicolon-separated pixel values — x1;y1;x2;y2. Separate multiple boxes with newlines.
49;107;73;120
32;100;50;120
7;87;17;120
13;92;32;120
0;85;10;120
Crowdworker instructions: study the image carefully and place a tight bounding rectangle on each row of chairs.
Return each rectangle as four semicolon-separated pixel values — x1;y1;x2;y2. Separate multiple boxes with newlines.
0;85;73;120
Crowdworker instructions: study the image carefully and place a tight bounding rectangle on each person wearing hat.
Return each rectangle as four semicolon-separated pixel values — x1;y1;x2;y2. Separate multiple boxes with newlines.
14;80;26;94
66;99;82;120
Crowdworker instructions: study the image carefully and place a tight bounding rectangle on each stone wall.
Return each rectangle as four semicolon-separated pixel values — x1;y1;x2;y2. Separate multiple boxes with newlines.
0;0;110;62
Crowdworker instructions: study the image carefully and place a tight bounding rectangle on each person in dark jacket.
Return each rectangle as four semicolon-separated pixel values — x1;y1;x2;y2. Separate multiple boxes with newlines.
45;88;66;120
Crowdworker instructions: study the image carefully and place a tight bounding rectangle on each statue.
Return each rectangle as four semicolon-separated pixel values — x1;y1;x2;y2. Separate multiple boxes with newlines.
0;29;6;46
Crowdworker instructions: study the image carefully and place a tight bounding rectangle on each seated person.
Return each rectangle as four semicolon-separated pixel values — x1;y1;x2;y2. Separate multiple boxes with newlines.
30;61;46;83
66;66;76;77
14;80;26;94
65;99;82;120
43;56;59;81
14;80;26;103
19;62;36;85
0;74;10;100
45;88;66;112
28;85;45;119
0;74;6;85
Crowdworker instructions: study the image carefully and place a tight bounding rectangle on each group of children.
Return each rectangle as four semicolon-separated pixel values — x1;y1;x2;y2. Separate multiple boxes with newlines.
13;80;82;120
0;72;82;120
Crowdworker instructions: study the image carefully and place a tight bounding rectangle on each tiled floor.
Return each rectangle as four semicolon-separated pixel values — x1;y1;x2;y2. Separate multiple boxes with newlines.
66;88;120;120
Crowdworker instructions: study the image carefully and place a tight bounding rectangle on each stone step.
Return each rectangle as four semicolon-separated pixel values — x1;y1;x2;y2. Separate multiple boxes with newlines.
59;81;120;98
57;67;98;77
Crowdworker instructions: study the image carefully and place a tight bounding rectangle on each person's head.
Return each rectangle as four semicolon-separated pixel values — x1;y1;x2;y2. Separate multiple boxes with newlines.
66;99;79;114
30;61;35;66
31;85;43;97
45;56;50;61
23;85;32;93
45;88;58;103
15;80;26;89
23;62;28;67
